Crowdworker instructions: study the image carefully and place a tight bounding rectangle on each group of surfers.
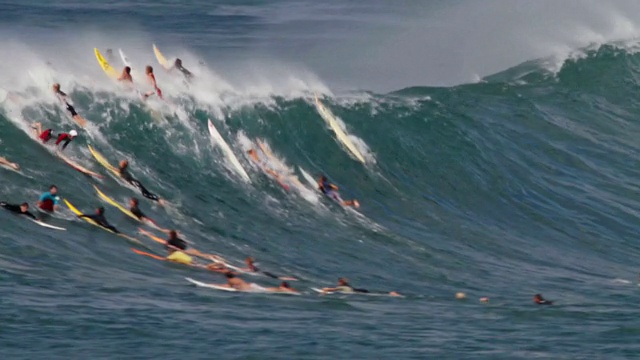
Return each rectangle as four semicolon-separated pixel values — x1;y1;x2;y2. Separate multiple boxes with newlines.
0;49;385;296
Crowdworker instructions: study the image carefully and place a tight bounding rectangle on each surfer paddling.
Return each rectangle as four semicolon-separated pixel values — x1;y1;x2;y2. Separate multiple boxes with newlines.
32;122;78;151
239;257;297;281
143;66;163;99
52;83;87;127
138;228;225;264
318;175;359;208
170;58;193;81
0;201;37;220
118;160;165;204
321;277;401;297
37;185;60;213
129;198;169;232
247;148;290;190
0;156;19;171
78;206;120;233
118;66;133;84
266;281;299;294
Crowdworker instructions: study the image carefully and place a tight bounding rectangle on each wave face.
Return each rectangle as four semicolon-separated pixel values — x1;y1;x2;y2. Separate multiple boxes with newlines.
2;2;640;359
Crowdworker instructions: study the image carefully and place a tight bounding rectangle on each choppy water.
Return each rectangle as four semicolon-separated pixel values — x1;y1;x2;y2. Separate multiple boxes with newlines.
2;1;640;359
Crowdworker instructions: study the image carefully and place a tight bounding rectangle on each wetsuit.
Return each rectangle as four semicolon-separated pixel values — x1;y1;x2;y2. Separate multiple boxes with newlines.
166;237;187;251
119;167;160;202
249;264;279;279
55;133;73;150
79;213;119;233
130;205;145;220
38;192;60;212
176;64;193;80
39;129;54;143
0;202;37;220
336;284;369;294
55;90;78;117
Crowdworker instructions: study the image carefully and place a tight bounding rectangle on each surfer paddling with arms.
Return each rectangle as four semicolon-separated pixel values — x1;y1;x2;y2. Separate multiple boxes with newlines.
129;198;169;232
170;58;193;81
52;83;87;127
139;228;225;264
318;175;359;208
321;277;401;297
266;281;299;294
118;66;133;84
247;148;290;190
0;201;37;220
118;160;165;204
37;185;60;213
143;66;163;99
78;206;120;233
32;123;78;151
238;257;297;281
0;157;19;171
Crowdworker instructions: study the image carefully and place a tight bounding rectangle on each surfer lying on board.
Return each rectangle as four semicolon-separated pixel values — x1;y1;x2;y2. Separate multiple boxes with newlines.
32;123;78;151
37;185;60;212
118;160;164;204
247;148;290;190
266;281;299;294
321;277;401;297
0;202;37;220
78;207;120;233
534;294;553;305
0;156;19;171
170;58;193;80
318;175;359;208
52;84;87;127
240;257;297;281
221;271;254;291
143;66;163;99
129;198;169;232
118;66;133;83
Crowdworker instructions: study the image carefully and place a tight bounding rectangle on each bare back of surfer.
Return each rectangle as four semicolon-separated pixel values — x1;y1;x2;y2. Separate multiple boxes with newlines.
222;271;252;291
266;281;298;294
0;157;19;171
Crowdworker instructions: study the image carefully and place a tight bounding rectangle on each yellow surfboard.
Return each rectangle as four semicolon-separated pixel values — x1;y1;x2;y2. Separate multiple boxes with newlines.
94;48;119;79
153;44;170;69
93;185;139;221
65;198;143;245
313;96;366;164
87;145;120;177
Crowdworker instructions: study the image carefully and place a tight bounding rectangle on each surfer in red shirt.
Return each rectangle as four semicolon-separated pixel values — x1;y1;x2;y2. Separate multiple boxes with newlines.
31;122;78;151
144;66;163;99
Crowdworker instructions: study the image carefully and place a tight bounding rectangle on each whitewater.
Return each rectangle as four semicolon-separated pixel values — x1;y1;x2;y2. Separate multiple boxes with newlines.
3;1;640;359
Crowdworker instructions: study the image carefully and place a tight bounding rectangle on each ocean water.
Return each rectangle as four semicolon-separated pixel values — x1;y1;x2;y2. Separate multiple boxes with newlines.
2;1;640;359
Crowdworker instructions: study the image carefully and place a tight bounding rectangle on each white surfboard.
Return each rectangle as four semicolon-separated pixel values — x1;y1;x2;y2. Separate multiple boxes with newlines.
118;49;131;67
313;96;366;164
207;119;251;183
32;220;66;231
186;277;237;291
299;167;318;189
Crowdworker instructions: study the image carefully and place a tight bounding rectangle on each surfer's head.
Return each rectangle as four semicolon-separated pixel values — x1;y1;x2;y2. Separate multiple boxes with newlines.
49;185;58;195
119;160;128;169
20;203;29;212
281;281;291;289
175;58;182;66
145;65;153;74
168;230;178;239
69;130;78;138
338;277;349;286
245;257;255;265
52;83;60;92
124;66;131;74
225;271;236;279
129;198;139;207
97;206;105;215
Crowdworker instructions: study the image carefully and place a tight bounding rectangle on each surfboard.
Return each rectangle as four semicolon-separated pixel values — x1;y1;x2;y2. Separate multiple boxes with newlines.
57;152;103;179
118;49;131;67
153;44;170;70
94;48;119;79
186;277;238;291
313;96;366;164
208;119;251;183
93;185;139;221
32;219;66;231
64;199;143;245
87;145;120;177
299;167;318;188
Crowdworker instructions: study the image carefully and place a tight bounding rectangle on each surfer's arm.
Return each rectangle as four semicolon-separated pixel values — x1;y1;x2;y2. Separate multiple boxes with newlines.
24;211;37;220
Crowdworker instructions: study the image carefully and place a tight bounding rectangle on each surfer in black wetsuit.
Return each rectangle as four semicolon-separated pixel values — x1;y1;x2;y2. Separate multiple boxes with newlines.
322;277;401;296
242;257;297;281
533;294;553;305
0;202;37;220
118;160;163;204
78;207;119;233
129;197;169;232
165;230;187;252
52;83;87;127
171;58;193;81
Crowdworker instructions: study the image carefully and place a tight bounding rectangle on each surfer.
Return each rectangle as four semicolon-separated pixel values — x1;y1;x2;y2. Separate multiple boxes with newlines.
170;58;193;80
118;160;164;204
105;49;115;63
317;175;359;208
52;83;87;127
32;123;78;150
266;281;299;294
0;202;37;220
222;271;253;291
321;277;401;296
240;257;297;281
118;66;133;83
78;207;119;233
533;294;553;305
129;198;168;232
247;148;290;190
37;185;60;212
0;156;19;171
143;66;163;99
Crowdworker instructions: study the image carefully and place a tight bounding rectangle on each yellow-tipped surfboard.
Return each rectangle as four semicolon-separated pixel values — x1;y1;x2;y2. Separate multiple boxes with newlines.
153;44;170;70
94;48;119;79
